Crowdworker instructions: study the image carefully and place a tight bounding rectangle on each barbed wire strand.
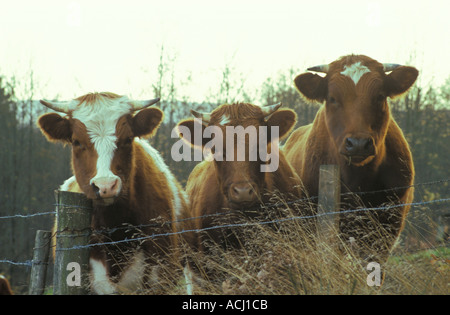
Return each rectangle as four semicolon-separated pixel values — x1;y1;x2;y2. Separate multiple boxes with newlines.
55;197;450;252
0;211;56;220
0;259;33;267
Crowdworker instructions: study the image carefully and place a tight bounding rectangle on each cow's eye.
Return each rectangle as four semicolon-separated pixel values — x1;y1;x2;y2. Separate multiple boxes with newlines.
125;137;133;145
72;140;86;150
72;140;81;147
376;93;386;103
328;96;339;106
118;137;133;147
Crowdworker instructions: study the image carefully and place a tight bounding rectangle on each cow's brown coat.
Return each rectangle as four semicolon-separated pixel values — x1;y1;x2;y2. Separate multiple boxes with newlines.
284;55;418;262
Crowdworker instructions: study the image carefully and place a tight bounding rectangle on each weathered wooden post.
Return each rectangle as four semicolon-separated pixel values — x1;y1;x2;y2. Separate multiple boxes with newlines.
29;230;51;295
53;190;92;295
317;165;340;244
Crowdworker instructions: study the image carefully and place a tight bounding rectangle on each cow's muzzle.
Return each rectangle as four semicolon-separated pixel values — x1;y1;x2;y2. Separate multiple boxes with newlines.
228;182;258;209
91;176;122;205
341;137;375;165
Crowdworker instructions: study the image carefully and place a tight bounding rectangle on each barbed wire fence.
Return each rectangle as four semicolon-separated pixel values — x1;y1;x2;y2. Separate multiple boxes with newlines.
0;165;449;294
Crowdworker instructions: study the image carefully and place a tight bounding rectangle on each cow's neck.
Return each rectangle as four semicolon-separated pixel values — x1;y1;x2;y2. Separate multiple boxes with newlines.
91;199;134;230
129;143;173;221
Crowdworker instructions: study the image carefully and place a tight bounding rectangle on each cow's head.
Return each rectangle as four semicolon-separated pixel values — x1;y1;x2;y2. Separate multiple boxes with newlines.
294;54;418;166
177;103;296;209
38;92;162;205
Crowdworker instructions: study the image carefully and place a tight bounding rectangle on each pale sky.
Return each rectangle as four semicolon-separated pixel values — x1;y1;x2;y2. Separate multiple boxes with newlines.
1;0;449;102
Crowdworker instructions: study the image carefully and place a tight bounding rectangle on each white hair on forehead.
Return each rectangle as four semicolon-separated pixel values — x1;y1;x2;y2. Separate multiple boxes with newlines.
72;96;131;127
72;95;132;139
340;62;371;85
219;114;230;125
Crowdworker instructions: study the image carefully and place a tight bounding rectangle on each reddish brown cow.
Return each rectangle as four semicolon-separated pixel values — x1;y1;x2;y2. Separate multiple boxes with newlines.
177;102;303;253
284;55;418;263
38;92;188;294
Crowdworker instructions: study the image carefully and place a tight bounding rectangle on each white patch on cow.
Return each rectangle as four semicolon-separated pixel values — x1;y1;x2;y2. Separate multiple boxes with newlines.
89;258;116;295
90;134;117;180
340;62;371;85
90;250;147;294
72;96;131;187
219;114;230;125
135;138;187;217
184;264;194;295
60;176;83;193
60;176;76;191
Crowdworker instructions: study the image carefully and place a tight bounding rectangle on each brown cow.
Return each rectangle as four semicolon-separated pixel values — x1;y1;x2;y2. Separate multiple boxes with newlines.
38;92;188;294
176;102;303;252
284;54;417;264
176;102;304;291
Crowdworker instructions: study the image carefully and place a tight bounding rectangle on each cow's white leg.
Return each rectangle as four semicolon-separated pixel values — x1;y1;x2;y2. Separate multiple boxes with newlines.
184;264;194;295
89;258;116;295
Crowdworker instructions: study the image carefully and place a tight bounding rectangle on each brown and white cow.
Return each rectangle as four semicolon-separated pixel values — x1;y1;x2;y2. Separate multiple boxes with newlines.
176;102;303;254
38;92;188;294
284;54;418;263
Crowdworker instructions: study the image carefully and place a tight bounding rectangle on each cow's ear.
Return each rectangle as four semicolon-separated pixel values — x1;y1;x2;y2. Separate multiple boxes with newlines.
294;73;327;103
176;118;207;148
132;107;163;138
266;108;297;140
385;66;419;98
37;113;72;143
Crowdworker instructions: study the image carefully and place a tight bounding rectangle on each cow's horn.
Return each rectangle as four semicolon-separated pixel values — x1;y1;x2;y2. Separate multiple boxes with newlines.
262;102;282;117
191;109;211;123
127;97;160;111
382;63;401;72
39;99;78;113
307;64;329;73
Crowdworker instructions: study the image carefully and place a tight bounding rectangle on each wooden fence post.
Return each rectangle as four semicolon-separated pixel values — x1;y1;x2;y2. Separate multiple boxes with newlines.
29;230;51;295
317;165;340;244
53;190;92;295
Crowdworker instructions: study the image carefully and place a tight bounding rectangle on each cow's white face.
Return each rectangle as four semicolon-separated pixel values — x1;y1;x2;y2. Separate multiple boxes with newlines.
38;93;162;205
71;97;131;203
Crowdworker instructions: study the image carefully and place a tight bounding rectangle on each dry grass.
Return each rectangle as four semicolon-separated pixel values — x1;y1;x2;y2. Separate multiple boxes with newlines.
108;200;449;295
175;220;448;295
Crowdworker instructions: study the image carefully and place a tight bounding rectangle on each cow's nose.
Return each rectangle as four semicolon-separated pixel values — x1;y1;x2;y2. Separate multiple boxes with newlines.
344;137;375;156
229;183;256;204
91;176;121;199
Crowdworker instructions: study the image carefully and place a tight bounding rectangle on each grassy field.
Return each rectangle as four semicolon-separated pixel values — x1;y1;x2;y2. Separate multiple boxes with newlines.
160;209;449;295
